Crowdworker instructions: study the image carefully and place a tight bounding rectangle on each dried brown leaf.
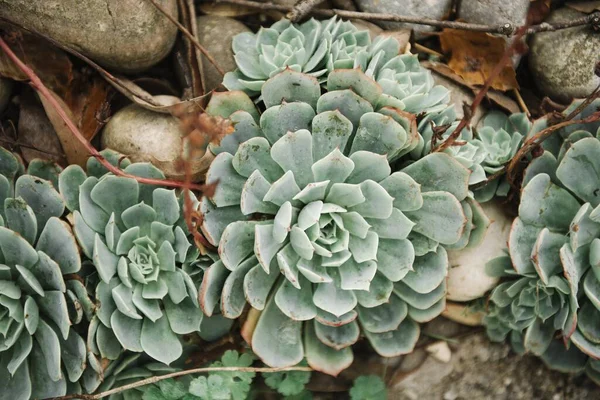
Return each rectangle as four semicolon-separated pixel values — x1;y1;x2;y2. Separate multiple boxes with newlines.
423;61;520;114
64;72;111;141
38;90;91;167
439;29;519;91
1;29;110;162
0;29;73;92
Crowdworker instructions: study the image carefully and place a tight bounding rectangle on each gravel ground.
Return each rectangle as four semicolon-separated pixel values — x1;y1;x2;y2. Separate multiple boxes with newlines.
390;333;600;400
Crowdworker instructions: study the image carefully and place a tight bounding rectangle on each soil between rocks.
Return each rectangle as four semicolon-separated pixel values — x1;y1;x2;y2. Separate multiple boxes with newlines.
390;333;600;400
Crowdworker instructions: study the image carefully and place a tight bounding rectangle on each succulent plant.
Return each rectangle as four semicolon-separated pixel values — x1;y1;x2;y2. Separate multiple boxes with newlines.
85;352;178;399
532;99;600;157
483;104;600;359
470;111;528;202
57;150;209;368
223;17;371;95
413;106;486;184
483;254;577;356
0;147;91;399
223;17;450;117
200;68;487;375
415;108;529;202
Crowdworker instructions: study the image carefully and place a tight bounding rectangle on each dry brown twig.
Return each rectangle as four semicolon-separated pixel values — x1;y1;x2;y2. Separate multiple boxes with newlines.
46;366;313;400
0;36;207;191
506;110;600;188
176;109;234;251
472;85;600;190
215;0;600;35
287;0;326;22
147;0;225;77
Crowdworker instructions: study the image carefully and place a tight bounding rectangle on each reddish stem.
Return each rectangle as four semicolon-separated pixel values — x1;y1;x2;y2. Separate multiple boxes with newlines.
0;37;205;191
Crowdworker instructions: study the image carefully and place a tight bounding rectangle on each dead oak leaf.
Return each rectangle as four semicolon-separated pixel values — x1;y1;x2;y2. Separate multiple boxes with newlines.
439;28;519;91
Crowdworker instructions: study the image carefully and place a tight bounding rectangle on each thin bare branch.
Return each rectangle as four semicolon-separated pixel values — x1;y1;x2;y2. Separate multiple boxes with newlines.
147;0;225;76
0;37;205;191
564;84;600;121
512;88;530;117
215;0;600;36
287;0;326;22
506;110;600;187
46;366;314;400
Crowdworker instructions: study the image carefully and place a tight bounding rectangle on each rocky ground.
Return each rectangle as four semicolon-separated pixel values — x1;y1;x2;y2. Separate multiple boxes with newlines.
391;332;600;400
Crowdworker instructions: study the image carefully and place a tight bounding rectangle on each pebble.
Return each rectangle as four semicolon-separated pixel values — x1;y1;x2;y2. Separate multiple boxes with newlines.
0;0;179;72
355;0;453;34
529;8;600;102
195;16;251;92
446;201;512;302
101;96;211;180
458;0;530;27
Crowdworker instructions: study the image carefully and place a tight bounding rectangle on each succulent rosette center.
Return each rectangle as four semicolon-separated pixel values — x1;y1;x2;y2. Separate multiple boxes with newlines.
127;238;161;280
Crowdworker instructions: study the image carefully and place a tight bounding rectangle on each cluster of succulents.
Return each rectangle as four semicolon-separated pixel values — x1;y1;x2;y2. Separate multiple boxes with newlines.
223;16;451;118
0;146;238;399
5;11;600;399
483;100;600;375
201;60;492;373
0;148;91;399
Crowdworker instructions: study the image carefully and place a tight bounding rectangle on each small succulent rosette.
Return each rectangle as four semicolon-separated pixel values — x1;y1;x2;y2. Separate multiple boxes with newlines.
57;151;229;377
223;17;371;94
483;254;577;356
223;17;450;116
199;69;488;375
0;148;92;400
470;111;529;202
415;107;529;202
484;115;600;361
86;352;178;399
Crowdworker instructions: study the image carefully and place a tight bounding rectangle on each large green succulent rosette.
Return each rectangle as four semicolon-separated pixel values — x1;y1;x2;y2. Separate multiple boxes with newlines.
484;100;600;361
200;69;488;375
57;151;214;373
0;148;91;400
